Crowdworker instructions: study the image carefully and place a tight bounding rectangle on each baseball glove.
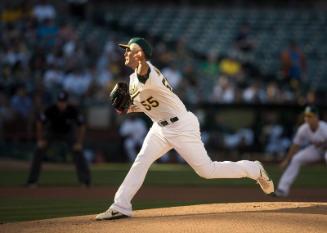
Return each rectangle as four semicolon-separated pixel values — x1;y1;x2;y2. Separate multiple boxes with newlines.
110;82;131;113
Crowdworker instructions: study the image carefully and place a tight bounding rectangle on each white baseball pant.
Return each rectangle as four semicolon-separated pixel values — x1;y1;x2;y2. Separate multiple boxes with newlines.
277;145;325;194
110;112;261;216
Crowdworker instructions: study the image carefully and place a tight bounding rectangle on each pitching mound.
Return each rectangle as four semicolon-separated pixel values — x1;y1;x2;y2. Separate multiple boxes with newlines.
2;202;327;233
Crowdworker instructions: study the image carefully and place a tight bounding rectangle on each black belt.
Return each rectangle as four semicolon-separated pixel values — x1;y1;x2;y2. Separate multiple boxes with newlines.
158;117;179;127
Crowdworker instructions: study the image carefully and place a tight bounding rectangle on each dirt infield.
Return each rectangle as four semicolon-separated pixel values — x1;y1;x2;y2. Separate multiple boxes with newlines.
1;202;326;233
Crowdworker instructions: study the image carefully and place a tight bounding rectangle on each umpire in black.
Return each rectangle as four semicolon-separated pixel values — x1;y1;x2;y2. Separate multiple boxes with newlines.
26;91;91;187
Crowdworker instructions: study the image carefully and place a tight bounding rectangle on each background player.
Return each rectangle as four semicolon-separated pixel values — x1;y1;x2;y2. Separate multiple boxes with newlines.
26;91;91;187
274;106;327;197
119;115;147;162
96;37;274;220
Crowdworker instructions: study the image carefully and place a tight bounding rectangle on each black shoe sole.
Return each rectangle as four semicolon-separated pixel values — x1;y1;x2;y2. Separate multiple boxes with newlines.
97;215;129;221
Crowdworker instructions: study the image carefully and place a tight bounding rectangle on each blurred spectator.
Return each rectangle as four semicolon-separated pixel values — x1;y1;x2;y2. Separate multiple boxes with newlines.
1;2;30;23
162;62;182;90
3;40;30;69
95;38;119;90
10;85;33;119
36;18;59;49
265;81;283;103
263;124;291;161
219;55;243;80
119;115;147;162
175;38;193;69
155;41;175;68
178;64;200;104
211;75;236;103
26;90;91;187
204;113;228;150
296;87;320;106
234;22;256;54
46;46;65;68
43;63;64;89
62;67;92;99
179;79;199;104
242;80;265;103
62;37;78;58
199;51;219;79
29;47;47;74
280;40;307;86
304;89;317;105
23;18;38;47
261;113;291;161
32;0;56;22
95;63;113;88
8;85;33;140
58;22;77;43
224;128;255;155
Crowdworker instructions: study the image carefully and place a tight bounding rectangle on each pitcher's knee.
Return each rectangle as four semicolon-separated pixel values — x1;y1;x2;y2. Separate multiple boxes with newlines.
134;153;146;163
133;153;153;168
195;166;213;179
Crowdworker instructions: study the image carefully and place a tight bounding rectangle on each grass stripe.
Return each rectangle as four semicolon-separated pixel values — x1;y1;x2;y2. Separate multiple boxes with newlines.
0;164;326;187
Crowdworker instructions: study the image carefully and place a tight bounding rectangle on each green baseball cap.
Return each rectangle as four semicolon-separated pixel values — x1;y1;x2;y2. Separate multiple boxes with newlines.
304;105;319;116
119;37;152;59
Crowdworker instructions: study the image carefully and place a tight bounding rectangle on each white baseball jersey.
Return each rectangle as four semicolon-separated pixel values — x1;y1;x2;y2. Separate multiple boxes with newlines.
293;121;327;149
128;62;187;122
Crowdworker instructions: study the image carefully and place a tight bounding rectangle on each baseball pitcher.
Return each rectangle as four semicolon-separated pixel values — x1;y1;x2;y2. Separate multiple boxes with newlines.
96;37;274;220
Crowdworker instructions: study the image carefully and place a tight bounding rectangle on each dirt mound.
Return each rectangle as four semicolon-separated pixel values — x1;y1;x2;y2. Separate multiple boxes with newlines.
1;202;327;233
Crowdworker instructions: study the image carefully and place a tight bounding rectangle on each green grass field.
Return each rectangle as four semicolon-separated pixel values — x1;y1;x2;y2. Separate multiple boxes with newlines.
1;162;326;187
0;162;326;222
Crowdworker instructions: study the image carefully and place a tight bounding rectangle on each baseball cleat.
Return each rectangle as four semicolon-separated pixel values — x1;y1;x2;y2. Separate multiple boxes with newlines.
273;189;288;197
255;161;274;194
96;208;129;221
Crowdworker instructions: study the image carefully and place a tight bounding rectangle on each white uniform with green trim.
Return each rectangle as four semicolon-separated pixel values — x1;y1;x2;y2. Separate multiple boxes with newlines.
110;62;262;216
277;121;327;194
128;62;186;121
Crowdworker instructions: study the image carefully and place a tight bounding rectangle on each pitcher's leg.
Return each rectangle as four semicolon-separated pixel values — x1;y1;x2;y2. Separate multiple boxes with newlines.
170;113;260;180
110;126;172;216
278;146;321;194
175;140;260;180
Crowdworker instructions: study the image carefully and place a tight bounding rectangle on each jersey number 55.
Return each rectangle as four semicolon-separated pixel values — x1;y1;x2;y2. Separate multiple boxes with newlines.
141;96;159;110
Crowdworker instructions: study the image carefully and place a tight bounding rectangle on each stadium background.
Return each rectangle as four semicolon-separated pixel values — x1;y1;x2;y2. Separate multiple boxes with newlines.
0;0;326;223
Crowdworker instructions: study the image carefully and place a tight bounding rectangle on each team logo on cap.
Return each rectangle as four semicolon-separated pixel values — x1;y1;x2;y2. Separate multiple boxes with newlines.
304;106;318;116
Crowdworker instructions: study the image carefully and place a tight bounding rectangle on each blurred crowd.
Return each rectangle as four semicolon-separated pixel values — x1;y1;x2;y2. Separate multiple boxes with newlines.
0;1;324;161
